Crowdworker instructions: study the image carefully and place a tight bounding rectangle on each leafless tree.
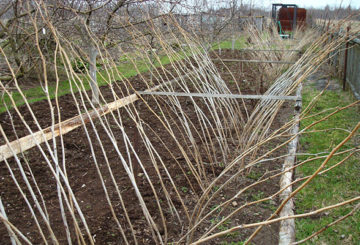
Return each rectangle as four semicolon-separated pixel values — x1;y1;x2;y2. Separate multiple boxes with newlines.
0;0;179;104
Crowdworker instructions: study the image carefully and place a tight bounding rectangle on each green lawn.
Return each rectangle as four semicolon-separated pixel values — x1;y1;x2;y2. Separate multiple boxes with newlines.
0;52;182;114
295;83;360;244
211;36;248;50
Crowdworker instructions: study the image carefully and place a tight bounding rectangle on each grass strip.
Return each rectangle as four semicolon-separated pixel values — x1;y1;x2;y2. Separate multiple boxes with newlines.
295;80;360;244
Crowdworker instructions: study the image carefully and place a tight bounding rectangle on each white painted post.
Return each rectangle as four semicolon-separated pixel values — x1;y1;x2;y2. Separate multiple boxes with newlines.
89;45;99;105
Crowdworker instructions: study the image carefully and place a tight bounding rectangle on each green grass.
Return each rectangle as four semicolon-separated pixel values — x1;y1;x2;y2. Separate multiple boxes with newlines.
220;242;245;245
212;36;248;50
295;82;360;244
0;52;182;114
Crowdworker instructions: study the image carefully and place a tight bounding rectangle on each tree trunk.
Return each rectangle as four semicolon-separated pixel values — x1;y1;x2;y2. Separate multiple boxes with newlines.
89;45;99;105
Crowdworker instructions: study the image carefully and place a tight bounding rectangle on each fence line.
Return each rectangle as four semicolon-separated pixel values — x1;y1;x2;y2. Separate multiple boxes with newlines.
329;32;360;100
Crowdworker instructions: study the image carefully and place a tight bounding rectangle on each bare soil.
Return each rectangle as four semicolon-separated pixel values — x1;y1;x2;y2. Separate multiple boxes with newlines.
0;49;293;244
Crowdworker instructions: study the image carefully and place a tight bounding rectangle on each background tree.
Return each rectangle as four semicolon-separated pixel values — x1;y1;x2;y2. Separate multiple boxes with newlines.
0;0;178;104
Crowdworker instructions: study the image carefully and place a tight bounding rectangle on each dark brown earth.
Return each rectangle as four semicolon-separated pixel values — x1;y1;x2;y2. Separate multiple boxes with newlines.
0;49;293;244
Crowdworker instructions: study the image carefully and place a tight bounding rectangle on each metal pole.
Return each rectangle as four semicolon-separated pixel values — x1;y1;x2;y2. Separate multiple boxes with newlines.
137;91;299;101
212;59;295;64
238;49;300;52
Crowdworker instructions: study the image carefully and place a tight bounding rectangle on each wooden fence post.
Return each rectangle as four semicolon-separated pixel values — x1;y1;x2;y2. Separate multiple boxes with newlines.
343;25;351;91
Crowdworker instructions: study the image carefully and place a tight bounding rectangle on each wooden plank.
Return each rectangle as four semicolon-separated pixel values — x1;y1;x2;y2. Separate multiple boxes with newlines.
212;59;295;64
138;91;299;101
278;83;302;245
0;74;189;162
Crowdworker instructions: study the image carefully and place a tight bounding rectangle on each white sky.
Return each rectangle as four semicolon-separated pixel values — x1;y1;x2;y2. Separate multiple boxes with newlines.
261;0;360;9
174;0;360;13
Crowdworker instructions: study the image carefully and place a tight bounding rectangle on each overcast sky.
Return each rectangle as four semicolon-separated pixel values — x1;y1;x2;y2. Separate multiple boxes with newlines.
261;0;360;9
